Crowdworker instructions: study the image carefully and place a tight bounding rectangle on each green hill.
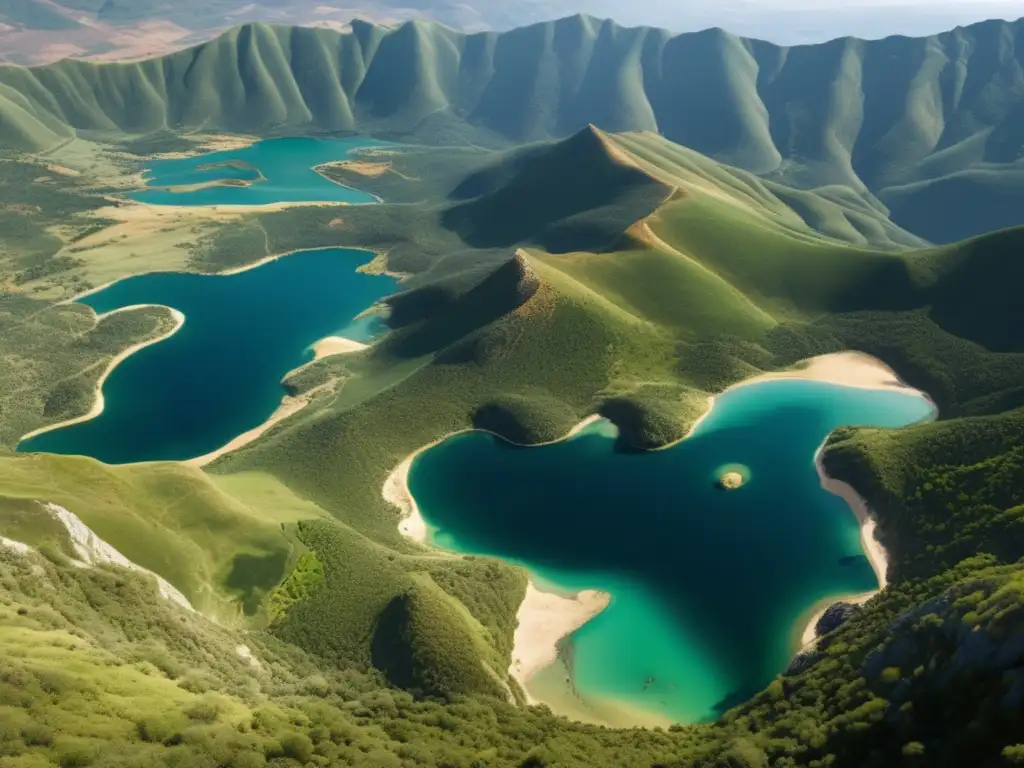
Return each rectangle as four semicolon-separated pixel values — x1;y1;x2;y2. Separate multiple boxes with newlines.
202;134;1024;763
3;15;1024;240
1;114;1024;765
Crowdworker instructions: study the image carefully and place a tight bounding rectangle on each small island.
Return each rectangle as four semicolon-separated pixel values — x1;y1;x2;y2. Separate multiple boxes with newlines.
717;470;746;490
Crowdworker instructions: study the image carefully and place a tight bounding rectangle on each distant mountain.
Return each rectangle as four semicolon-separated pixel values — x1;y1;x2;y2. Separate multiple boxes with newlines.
7;0;1024;45
2;15;1024;242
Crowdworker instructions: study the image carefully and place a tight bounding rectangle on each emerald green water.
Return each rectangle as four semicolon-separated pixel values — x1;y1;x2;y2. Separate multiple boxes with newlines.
408;381;935;724
18;248;396;464
132;137;384;206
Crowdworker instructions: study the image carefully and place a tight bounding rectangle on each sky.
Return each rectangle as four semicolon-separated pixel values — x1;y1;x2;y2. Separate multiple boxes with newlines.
470;0;1024;43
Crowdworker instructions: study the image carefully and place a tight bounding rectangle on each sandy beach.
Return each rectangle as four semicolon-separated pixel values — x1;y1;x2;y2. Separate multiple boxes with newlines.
19;305;185;444
311;336;368;360
186;334;369;467
184;393;310;468
796;441;910;649
149;134;257;160
509;584;610;699
685;351;928;442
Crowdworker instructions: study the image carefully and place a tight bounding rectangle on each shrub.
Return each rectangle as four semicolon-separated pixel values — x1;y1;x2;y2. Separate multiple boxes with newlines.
279;733;313;763
21;723;54;746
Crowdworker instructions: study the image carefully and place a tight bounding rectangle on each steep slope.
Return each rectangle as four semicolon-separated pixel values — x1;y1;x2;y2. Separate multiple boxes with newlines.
914;227;1024;353
3;15;1024;240
441;125;676;252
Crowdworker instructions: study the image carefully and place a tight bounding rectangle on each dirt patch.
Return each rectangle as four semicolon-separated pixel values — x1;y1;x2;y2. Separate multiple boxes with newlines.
335;161;393;178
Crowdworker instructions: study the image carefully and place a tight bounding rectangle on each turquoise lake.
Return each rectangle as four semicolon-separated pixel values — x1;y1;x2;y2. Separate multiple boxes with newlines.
132;136;384;206
408;380;935;724
19;248;396;464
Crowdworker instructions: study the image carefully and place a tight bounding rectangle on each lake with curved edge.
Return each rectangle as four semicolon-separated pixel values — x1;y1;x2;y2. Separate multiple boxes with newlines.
20;134;936;727
407;380;935;724
132;136;385;207
19;248;396;464
20;136;396;464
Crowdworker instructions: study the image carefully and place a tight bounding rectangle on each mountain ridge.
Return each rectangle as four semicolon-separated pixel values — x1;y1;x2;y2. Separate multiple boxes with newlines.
3;13;1024;241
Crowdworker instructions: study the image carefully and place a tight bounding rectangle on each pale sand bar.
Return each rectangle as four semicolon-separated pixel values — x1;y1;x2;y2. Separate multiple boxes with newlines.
797;446;898;649
187;334;368;467
510;584;610;699
685;350;928;441
312;336;368;361
19;305;185;443
184;394;310;468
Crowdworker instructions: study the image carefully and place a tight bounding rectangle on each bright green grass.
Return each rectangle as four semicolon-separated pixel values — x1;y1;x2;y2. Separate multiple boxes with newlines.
0;455;324;622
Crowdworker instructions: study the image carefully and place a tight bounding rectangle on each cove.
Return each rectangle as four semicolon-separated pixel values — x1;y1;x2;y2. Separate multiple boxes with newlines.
132;136;385;206
407;379;935;725
19;248;396;464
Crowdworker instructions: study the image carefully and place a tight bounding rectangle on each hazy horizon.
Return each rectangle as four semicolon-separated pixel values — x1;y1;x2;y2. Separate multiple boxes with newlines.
456;0;1024;44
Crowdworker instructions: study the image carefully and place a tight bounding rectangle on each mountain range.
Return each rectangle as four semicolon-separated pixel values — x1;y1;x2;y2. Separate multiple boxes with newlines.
2;14;1024;242
1;10;1024;767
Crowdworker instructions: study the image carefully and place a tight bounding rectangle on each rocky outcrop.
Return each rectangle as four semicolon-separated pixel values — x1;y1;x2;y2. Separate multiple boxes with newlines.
815;601;861;636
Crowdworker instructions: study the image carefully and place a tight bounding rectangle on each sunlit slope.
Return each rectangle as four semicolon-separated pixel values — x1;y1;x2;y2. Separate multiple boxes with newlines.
605;132;928;250
2;15;1023;239
208;208;1023;695
441;125;677;253
1;114;1022;756
0;455;324;621
437;126;924;253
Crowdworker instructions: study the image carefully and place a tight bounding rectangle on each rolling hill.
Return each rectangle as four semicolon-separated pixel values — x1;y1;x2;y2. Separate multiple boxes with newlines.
3;15;1024;240
0;30;1023;762
195;126;1024;764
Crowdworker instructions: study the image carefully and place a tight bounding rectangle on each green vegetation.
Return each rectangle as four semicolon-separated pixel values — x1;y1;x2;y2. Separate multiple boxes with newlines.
0;296;178;449
0;64;1022;764
208;126;1024;763
0;540;729;766
267;552;324;623
0;457;323;622
0;156;115;296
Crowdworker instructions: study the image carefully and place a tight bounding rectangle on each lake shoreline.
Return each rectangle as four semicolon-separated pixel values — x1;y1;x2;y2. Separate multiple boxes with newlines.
18;305;186;444
388;351;936;724
184;334;371;468
60;232;386;307
24;245;395;464
385;415;614;702
511;584;611;702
